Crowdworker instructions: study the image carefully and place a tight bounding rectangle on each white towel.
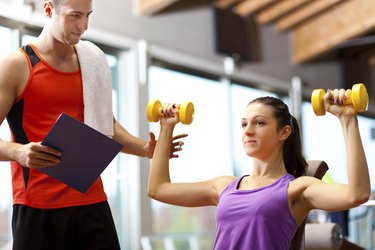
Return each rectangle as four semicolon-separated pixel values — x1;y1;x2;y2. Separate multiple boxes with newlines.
75;40;114;137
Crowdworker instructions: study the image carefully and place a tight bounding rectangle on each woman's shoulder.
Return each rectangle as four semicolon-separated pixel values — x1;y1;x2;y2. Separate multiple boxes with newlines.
214;175;238;186
288;175;323;196
293;175;323;183
212;175;237;195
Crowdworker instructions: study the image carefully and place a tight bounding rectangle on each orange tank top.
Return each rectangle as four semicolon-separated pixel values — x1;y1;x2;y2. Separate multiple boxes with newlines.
6;44;107;209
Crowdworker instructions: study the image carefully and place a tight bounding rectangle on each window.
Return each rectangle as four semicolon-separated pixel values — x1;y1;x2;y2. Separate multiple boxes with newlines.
148;65;233;247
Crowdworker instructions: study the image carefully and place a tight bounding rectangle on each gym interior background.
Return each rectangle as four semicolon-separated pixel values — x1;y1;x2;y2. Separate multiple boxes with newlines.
0;0;375;249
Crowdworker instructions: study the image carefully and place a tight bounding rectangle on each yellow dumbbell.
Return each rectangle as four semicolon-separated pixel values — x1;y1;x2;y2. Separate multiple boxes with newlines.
311;83;369;116
146;100;195;124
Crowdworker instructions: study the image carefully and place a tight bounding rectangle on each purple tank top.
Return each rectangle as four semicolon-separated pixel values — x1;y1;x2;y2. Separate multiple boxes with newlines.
214;174;296;250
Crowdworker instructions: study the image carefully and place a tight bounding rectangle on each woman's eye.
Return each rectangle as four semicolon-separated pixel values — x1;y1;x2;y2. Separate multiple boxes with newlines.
241;123;247;128
256;121;264;126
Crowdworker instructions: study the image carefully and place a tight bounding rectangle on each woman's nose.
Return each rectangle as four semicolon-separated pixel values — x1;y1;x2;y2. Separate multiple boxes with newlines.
244;125;254;135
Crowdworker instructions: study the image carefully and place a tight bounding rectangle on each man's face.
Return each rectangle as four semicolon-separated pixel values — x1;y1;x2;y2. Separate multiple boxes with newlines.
48;0;93;45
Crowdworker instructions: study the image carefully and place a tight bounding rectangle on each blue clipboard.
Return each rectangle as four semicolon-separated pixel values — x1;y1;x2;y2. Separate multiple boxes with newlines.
39;113;123;193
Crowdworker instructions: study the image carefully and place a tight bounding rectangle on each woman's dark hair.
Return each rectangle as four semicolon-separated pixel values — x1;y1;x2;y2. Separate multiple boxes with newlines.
248;96;307;177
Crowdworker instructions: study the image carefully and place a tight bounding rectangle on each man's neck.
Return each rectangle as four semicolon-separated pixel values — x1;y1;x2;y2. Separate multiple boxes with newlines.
35;29;77;59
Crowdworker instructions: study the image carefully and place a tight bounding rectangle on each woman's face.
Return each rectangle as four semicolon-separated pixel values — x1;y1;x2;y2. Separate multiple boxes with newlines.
241;103;287;160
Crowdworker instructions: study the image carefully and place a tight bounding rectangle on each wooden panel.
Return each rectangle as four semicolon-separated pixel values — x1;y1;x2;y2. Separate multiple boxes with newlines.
292;0;375;64
275;0;343;31
255;0;310;24
234;0;275;17
215;0;241;9
134;0;178;15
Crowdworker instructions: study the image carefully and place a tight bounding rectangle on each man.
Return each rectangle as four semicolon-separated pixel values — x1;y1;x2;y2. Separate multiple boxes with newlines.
0;0;185;249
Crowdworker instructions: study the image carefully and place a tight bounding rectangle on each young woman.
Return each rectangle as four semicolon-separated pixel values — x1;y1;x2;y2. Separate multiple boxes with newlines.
148;88;371;250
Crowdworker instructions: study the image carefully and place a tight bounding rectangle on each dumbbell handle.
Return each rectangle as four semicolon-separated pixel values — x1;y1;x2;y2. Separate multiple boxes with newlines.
155;104;181;116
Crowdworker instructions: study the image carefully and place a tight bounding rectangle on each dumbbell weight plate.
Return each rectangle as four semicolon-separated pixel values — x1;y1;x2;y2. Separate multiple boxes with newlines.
146;100;162;122
352;83;369;112
311;89;326;116
179;102;194;124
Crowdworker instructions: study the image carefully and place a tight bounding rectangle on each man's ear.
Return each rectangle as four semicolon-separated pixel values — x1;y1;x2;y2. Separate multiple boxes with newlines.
279;125;292;141
44;1;53;17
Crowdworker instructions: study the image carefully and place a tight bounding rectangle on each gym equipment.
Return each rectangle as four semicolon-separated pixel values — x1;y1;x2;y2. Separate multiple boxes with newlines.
146;100;194;124
305;223;343;250
311;83;369;116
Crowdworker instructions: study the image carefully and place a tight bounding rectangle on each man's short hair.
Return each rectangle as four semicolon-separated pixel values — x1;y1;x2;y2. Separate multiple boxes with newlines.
47;0;65;12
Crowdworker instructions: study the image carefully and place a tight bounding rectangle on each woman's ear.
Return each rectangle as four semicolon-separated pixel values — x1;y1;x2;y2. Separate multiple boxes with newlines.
44;1;53;17
279;125;292;141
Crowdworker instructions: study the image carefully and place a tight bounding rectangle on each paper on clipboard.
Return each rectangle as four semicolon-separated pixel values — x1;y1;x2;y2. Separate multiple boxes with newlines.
39;113;123;193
